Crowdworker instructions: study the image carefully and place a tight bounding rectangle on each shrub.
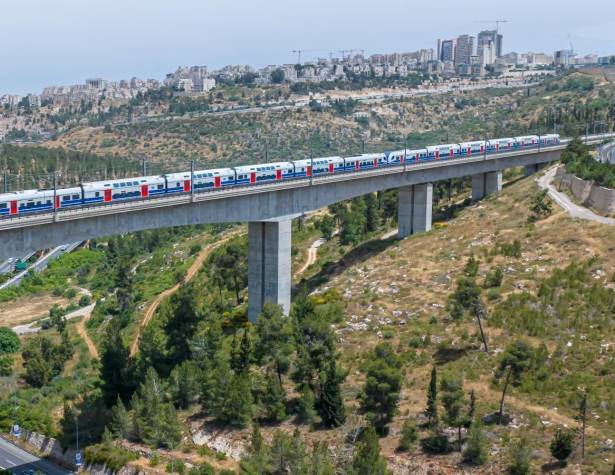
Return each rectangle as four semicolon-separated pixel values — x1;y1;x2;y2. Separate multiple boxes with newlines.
84;444;137;472
549;427;574;465
507;437;532;475
189;244;202;256
0;355;14;376
0;327;20;354
484;267;503;288
398;418;418;451
421;432;451;454
64;288;77;299
463;421;488;465
78;295;91;307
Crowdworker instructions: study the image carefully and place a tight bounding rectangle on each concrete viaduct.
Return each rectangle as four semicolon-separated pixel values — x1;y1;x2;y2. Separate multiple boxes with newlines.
0;135;611;321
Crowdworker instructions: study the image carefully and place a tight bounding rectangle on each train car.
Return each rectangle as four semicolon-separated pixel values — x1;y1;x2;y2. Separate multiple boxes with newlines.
540;134;560;145
0;190;54;216
233;162;294;184
513;135;539;148
343;153;386;171
83;176;167;204
165;172;192;194
193;168;236;190
458;141;486;156
56;186;84;208
486;137;514;153
385;150;406;165
426;143;461;160
293;157;344;177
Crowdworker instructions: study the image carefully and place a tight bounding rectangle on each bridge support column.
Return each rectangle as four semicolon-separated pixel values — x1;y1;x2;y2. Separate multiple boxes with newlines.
472;171;502;201
398;183;433;238
248;218;292;322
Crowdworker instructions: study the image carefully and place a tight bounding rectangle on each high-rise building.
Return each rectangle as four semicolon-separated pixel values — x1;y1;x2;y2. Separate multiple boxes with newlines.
439;39;456;62
477;30;503;58
554;49;574;67
455;35;475;66
480;41;496;65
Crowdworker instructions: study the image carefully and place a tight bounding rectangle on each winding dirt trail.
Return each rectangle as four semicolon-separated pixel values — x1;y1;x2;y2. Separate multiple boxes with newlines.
130;232;240;356
75;304;99;359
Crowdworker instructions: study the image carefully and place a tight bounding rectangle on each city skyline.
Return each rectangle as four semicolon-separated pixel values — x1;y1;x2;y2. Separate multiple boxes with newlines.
1;0;615;95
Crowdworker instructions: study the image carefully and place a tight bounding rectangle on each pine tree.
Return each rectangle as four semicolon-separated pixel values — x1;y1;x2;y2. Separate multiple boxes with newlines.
359;343;402;435
397;418;418;451
549;427;574;466
255;303;293;385
262;371;287;422
440;374;466;451
110;396;130;439
352;425;390;475
463;419;488;466
467;389;476;426
169;360;200;409
164;285;202;366
100;320;133;406
425;366;439;428
365;193;382;233
318;359;346;428
296;384;317;425
507;437;532;475
239;329;252;373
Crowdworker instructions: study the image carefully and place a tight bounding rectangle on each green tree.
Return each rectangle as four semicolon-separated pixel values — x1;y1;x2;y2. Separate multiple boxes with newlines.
169;360;200;409
365;193;382;233
271;69;285;84
164;285;202;366
463;419;488;465
255;303;294;384
110;396;130;439
440;373;466;450
100;320;134;406
528;189;553;221
21;334;70;387
507;437;532;475
340;198;367;245
207;241;247;306
359;343;403;435
425;366;439;428
0;356;13;376
484;266;503;288
0;327;21;354
464;256;479;277
316;215;336;240
352;425;390;475
207;358;253;427
132;368;183;448
397;418;418;451
261;371;287;423
296;385;317;425
549;427;574;466
467;389;476;425
497;341;535;423
318;359;346;428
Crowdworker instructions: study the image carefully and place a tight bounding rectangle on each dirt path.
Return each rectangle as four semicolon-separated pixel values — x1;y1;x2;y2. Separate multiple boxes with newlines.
74;304;99;359
130;233;240;356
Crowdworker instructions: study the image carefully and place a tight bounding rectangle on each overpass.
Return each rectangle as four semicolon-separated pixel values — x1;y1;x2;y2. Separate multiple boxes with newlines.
0;134;612;321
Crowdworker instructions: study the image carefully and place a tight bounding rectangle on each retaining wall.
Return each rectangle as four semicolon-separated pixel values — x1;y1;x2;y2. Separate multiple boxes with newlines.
554;165;615;216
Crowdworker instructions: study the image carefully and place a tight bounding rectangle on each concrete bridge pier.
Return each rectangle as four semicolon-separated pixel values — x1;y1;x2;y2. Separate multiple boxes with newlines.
397;183;433;238
471;171;502;201
247;218;292;322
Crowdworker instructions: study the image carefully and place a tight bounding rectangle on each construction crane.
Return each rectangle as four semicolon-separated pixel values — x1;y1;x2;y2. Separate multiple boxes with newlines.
475;19;508;34
291;49;328;64
338;49;365;60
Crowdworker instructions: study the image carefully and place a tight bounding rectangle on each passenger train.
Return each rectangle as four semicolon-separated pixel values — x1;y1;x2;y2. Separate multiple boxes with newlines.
0;134;560;217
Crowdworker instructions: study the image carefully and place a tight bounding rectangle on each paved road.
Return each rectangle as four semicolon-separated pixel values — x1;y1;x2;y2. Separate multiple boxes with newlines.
537;167;615;225
12;302;96;336
0;243;81;291
598;140;615;164
0;437;72;475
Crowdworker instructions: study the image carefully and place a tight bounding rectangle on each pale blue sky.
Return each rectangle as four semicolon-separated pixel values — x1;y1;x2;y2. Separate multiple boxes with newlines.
1;0;614;95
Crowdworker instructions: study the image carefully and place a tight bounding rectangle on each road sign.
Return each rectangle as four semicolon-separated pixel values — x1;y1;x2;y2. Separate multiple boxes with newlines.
11;423;20;437
75;451;82;467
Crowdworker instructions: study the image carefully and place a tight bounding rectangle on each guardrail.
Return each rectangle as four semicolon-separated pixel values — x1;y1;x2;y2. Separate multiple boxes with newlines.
0;133;613;233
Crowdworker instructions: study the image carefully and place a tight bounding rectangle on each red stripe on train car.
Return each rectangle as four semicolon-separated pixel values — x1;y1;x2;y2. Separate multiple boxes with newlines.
104;189;112;203
214;176;221;188
10;201;17;215
141;184;149;198
183;180;191;192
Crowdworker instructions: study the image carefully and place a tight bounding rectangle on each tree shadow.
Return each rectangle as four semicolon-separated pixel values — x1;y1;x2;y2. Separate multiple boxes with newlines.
541;460;566;472
293;236;397;297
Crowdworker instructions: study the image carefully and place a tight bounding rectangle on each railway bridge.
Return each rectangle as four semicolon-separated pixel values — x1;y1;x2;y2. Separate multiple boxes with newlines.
0;134;612;321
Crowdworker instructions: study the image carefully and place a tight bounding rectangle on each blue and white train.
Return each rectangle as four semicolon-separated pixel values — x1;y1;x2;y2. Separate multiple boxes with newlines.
0;134;560;217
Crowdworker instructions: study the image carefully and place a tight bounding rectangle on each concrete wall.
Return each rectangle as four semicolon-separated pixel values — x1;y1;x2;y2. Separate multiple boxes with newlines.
0;149;562;259
554;165;615;216
14;429;77;470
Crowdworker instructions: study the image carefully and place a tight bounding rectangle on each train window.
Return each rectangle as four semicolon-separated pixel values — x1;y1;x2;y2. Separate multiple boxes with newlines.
133;181;138;185
63;196;69;201
113;184;119;188
0;203;6;209
72;194;80;200
95;192;100;197
46;200;51;205
36;201;42;206
158;184;163;190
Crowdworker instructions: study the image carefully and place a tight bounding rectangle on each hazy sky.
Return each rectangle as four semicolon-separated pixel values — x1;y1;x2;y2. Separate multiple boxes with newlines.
2;0;615;95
